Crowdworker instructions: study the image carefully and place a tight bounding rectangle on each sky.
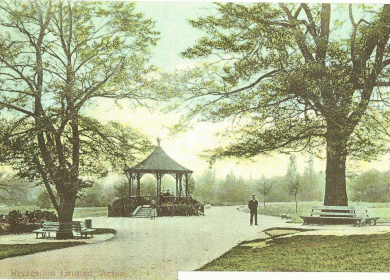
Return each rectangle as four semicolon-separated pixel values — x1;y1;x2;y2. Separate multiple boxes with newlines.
93;1;303;180
94;1;390;180
136;1;211;72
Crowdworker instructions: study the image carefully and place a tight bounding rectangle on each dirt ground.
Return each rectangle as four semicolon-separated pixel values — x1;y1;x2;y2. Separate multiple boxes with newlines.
0;206;389;280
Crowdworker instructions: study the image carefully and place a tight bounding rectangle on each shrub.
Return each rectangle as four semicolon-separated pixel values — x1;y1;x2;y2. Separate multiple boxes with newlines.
1;209;58;234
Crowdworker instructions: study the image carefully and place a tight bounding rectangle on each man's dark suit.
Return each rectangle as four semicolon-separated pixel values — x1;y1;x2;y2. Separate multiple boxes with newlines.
248;198;258;225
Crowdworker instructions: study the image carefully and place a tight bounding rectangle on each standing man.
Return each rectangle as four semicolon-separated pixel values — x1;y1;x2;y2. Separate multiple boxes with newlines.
150;200;157;220
248;195;258;226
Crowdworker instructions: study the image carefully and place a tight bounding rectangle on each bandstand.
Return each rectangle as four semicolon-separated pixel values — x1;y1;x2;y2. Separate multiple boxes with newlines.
108;139;203;217
126;138;193;205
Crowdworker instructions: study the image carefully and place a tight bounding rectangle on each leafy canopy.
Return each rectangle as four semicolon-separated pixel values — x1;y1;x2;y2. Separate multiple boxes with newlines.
0;1;160;210
168;3;390;162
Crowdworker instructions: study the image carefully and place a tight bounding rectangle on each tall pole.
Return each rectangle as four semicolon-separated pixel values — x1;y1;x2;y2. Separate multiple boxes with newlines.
128;172;132;197
179;173;182;198
185;173;189;197
137;173;141;206
157;173;162;205
175;174;179;197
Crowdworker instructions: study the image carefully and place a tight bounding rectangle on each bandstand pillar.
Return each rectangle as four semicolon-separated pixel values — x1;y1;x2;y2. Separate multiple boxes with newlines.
156;173;162;205
136;173;141;205
185;173;189;197
175;174;179;197
128;172;133;197
179;173;183;198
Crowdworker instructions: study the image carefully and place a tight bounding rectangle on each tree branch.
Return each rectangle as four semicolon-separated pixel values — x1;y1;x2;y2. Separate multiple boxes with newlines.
316;4;330;63
33;155;59;212
279;3;314;63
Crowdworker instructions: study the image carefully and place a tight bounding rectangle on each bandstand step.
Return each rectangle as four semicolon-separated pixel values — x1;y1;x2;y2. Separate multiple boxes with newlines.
133;206;152;218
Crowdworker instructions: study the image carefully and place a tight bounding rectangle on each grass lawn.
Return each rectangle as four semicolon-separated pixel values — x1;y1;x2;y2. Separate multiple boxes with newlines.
0;242;86;260
199;232;390;272
73;207;108;218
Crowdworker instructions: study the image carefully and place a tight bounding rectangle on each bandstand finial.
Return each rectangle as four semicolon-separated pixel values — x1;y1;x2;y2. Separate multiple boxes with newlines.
157;137;161;146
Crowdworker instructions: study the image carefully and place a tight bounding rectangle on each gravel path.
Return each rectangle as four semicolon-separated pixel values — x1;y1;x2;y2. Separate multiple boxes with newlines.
1;206;389;280
0;206;287;280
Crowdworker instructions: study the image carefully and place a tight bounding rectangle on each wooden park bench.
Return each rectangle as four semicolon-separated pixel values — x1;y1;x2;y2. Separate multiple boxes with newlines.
32;222;59;238
74;221;96;238
300;206;379;226
280;209;290;219
33;221;95;239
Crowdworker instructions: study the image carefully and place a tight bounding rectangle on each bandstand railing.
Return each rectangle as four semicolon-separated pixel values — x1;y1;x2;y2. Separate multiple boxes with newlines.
108;195;204;217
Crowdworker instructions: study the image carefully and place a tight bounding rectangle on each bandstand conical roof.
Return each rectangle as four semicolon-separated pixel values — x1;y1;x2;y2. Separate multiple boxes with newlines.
127;141;193;174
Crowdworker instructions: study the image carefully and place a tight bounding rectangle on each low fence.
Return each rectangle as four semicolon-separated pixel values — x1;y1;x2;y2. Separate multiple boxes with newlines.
108;196;204;217
158;204;204;217
108;196;151;217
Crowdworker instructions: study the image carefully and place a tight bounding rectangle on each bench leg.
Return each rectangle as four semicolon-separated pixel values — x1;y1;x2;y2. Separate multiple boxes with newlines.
36;232;46;239
356;220;361;227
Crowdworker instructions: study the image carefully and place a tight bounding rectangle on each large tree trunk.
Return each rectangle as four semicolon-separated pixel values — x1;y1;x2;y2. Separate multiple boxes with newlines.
56;193;77;239
324;133;348;206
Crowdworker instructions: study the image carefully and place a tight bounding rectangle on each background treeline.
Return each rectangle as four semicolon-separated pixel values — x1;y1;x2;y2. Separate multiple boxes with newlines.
192;156;390;207
192;155;325;206
2;156;390;209
349;169;390;203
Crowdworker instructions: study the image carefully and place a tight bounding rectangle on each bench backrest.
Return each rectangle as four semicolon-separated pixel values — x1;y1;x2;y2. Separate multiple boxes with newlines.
312;206;356;211
42;221;87;231
42;222;59;230
72;222;88;232
311;206;371;217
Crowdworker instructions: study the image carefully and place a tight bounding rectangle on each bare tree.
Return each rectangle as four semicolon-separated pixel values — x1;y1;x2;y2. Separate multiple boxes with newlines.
258;179;272;210
288;179;302;213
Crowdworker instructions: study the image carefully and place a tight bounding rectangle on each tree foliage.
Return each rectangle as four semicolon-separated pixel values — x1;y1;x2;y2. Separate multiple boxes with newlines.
350;169;390;202
193;168;216;203
169;3;390;206
0;170;34;204
37;187;55;209
186;175;196;196
0;0;160;229
141;175;156;196
214;170;249;204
